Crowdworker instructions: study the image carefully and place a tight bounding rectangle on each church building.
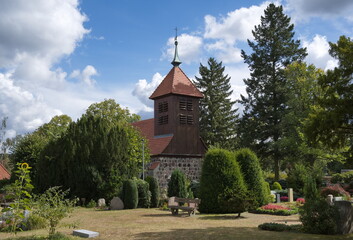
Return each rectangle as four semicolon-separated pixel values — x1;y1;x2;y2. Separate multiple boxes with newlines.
132;36;207;188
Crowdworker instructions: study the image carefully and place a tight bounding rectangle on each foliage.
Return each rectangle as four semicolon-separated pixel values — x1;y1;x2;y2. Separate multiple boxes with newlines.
287;163;323;195
194;58;239;149
122;179;138;209
2;163;33;234
239;3;307;180
300;198;338;234
36;100;148;200
189;180;200;198
235;148;268;207
331;170;353;184
305;36;353;158
26;214;47;230
135;179;151;208
271;182;282;190
167;169;187;198
251;203;298;216
145;176;160;208
258;222;301;232
12;115;72;182
86;200;96;208
320;184;350;198
199;148;248;214
34;186;76;236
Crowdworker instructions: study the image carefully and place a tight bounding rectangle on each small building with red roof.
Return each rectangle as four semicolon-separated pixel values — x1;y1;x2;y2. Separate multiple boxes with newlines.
0;163;10;180
132;36;207;188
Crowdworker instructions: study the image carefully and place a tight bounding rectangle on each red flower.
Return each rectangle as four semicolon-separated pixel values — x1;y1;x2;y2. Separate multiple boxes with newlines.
280;196;288;202
296;198;305;204
261;204;290;210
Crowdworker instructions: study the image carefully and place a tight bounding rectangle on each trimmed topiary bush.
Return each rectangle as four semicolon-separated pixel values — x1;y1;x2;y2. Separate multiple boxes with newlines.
199;148;248;215
272;181;282;190
122;179;138;209
189;180;200;198
235;148;268;208
135;179;151;208
167;169;187;198
145;176;159;208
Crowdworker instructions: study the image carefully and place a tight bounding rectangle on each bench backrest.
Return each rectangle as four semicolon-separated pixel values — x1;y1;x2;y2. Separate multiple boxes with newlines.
174;197;201;204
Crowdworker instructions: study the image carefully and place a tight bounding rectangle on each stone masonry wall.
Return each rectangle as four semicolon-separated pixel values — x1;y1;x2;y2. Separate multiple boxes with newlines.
150;156;203;190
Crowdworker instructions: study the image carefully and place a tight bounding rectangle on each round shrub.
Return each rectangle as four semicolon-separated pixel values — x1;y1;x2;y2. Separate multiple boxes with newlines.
122;179;138;209
199;148;248;214
235;148;268;208
189;180;200;198
167;169;187;198
272;182;282;190
145;176;160;208
135;179;151;208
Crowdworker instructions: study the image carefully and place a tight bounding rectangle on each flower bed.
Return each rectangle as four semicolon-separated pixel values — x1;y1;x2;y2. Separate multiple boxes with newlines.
250;203;298;216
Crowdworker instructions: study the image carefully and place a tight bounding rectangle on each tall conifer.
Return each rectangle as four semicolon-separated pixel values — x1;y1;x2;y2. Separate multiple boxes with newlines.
239;4;307;180
195;57;238;149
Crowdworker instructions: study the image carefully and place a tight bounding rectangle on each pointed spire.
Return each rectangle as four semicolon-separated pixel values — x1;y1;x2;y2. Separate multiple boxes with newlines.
171;27;182;67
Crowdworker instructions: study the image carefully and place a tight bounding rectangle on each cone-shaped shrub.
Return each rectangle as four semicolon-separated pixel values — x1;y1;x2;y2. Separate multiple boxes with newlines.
146;176;160;208
235;148;269;207
167;169;187;198
199;148;248;214
122;179;138;209
135;179;151;208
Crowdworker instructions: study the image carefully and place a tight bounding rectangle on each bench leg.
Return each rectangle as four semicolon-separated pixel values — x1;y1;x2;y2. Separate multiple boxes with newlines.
171;208;179;215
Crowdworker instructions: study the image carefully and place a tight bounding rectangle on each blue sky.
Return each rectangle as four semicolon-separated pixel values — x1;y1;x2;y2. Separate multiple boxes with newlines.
1;0;353;138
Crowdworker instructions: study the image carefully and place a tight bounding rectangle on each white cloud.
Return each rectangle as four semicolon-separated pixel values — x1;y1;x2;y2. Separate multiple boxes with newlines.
205;40;242;63
286;0;353;21
163;34;203;64
302;34;338;70
132;73;164;108
70;65;98;87
204;2;274;44
0;0;93;136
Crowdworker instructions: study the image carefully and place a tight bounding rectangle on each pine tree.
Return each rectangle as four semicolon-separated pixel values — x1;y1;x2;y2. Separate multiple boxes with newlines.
239;3;307;180
194;57;238;149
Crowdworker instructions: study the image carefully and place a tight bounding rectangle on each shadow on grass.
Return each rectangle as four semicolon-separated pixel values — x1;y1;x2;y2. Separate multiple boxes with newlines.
199;215;246;220
134;226;353;240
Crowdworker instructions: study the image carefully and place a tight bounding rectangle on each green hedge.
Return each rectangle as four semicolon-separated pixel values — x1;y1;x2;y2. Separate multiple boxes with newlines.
235;148;268;208
250;208;298;216
122;179;138;209
167;169;187;198
258;223;301;232
199;148;248;214
145;176;159;208
135;179;151;208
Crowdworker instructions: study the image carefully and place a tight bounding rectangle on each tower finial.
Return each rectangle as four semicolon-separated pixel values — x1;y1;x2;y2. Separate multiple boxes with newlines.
171;27;182;67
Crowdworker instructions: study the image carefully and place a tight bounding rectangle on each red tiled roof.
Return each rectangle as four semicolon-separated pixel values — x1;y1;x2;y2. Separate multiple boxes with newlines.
148;161;160;170
0;164;10;180
131;118;173;156
149;66;203;99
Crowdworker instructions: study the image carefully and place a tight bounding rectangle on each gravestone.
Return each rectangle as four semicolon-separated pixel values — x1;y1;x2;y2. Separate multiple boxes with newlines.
73;229;99;238
98;198;106;207
276;194;281;203
288;188;294;202
109;197;124;210
327;194;334;205
335;201;353;234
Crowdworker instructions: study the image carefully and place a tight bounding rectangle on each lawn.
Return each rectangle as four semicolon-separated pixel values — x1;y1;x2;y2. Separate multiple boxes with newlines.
1;208;353;240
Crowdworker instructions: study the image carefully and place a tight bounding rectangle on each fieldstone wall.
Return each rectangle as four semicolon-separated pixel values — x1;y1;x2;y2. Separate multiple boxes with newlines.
149;156;203;189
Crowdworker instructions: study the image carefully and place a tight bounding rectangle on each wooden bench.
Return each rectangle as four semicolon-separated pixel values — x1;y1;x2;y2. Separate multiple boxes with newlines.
167;197;201;216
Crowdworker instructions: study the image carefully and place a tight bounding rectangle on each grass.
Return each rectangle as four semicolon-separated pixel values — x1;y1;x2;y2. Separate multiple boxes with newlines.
1;207;353;240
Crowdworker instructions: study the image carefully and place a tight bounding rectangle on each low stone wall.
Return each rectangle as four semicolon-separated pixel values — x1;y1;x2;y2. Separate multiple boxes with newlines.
149;156;203;189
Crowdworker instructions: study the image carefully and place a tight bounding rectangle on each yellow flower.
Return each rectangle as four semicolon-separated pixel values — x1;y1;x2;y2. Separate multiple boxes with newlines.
21;162;29;169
